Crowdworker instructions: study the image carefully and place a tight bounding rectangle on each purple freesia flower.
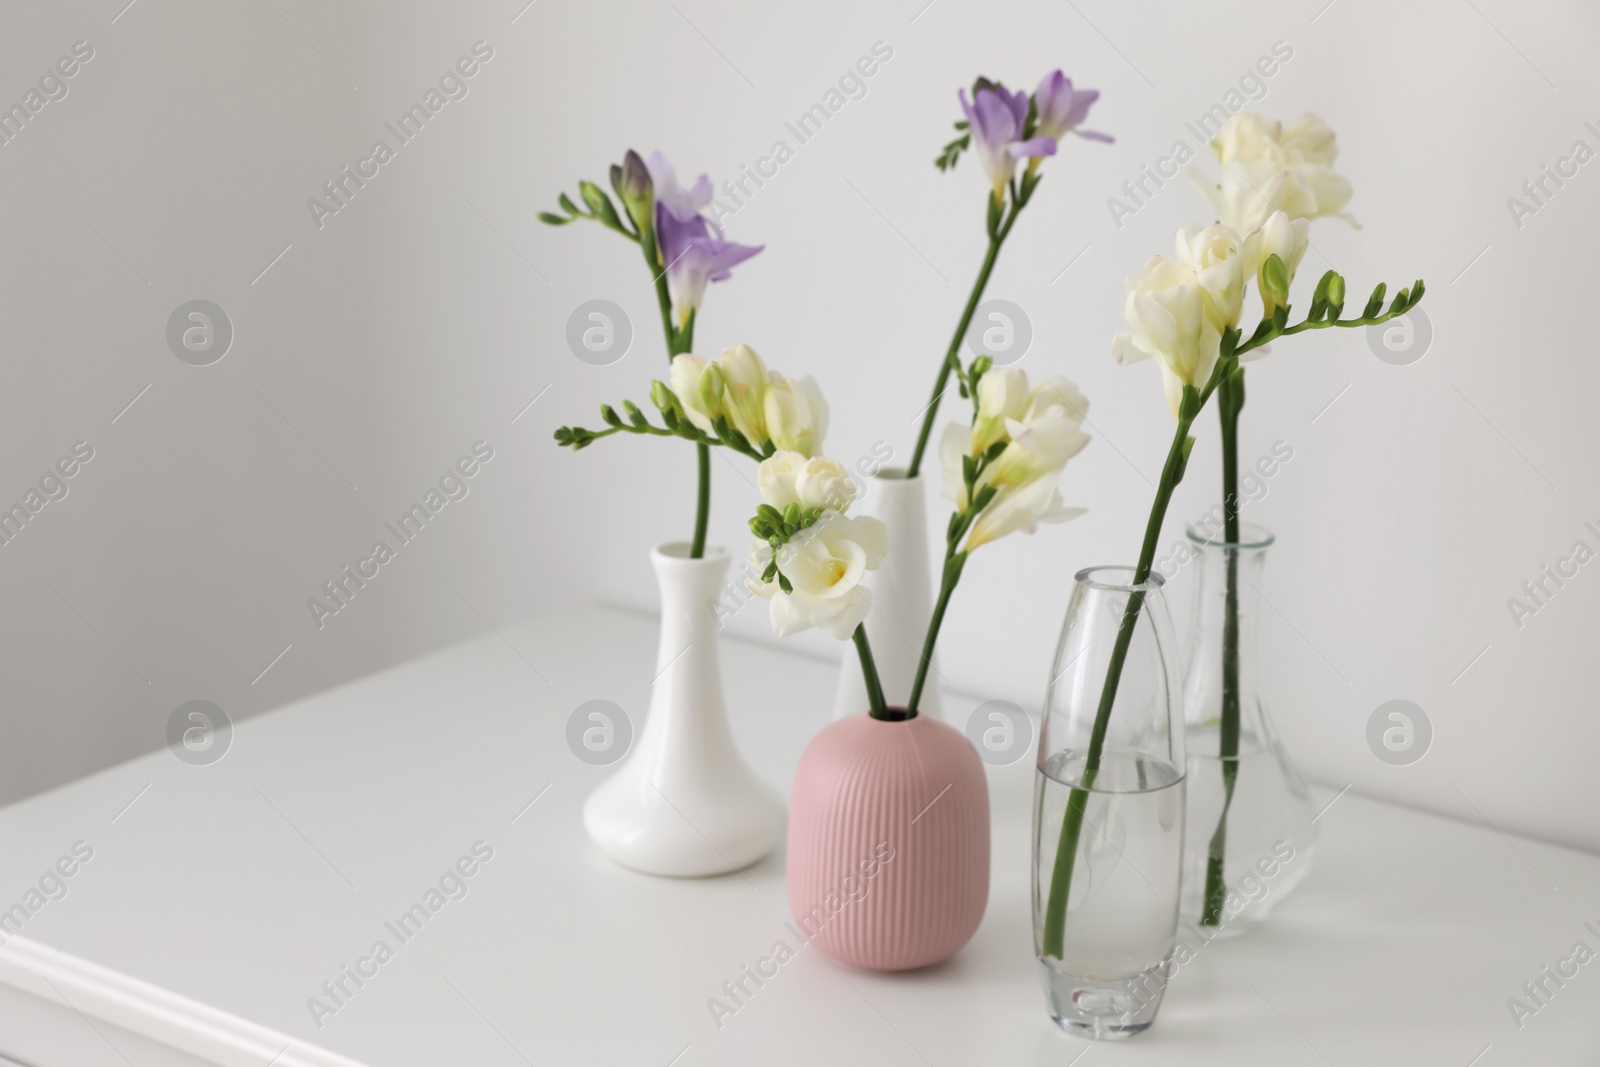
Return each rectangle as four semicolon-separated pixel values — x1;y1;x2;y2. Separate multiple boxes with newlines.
656;203;763;325
960;83;1056;199
646;150;714;224
1034;71;1112;145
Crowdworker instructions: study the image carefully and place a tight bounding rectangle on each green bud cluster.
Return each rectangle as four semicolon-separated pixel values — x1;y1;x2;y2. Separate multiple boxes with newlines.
554;377;776;462
748;502;828;593
539;149;654;245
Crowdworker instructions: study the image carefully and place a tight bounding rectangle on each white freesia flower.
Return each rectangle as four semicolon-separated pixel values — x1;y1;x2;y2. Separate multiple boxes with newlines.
667;345;831;457
718;343;769;444
1112;254;1224;418
749;513;887;639
972;366;1031;453
1278;115;1340;167
756;449;806;510
1173;224;1247;332
941;371;1090;551
1191;113;1356;234
756;452;855;513
748;449;886;641
1242;210;1311;319
965;468;1086;550
667;354;721;433
763;372;829;457
794;456;855;511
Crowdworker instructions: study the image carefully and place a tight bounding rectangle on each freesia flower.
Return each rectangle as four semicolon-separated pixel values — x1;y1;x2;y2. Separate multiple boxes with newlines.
1032;71;1112;145
941;371;1090;551
613;149;655;233
752;514;886;638
664;346;831;456
971;366;1032;453
758;451;856;513
1242;210;1310;319
756;449;805;509
763;373;830;457
1112;254;1224;418
643;151;762;325
645;150;714;224
748;452;885;640
1191;113;1355;233
1173;224;1248;332
717;343;770;445
655;207;763;327
667;354;723;434
959;82;1057;200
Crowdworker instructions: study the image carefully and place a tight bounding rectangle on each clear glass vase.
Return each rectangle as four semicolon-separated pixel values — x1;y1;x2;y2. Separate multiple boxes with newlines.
1178;523;1316;937
1033;566;1185;1040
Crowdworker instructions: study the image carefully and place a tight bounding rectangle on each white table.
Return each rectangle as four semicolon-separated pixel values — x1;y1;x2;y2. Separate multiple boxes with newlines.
1;605;1596;1065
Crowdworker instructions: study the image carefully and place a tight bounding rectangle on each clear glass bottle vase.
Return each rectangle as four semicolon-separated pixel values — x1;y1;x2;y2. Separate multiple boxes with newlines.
1178;523;1316;937
1032;566;1185;1040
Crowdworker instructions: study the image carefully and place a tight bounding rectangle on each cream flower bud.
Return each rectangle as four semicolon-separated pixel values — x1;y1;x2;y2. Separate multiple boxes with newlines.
668;354;720;434
1243;211;1310;318
1174;224;1247;331
972;367;1030;454
699;363;726;419
1112;253;1223;419
977;367;1030;421
717;343;769;444
939;368;1091;552
756;450;806;511
793;456;856;512
763;372;830;457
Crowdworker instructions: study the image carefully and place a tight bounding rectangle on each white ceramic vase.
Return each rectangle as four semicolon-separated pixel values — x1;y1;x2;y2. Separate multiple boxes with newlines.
833;471;943;719
584;543;785;877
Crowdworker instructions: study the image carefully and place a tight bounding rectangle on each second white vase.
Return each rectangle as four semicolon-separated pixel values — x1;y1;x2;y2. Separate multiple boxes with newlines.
584;543;785;877
833;470;943;719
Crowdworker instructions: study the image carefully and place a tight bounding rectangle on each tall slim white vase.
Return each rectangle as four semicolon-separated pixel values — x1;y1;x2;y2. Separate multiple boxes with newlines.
585;543;784;876
833;471;943;719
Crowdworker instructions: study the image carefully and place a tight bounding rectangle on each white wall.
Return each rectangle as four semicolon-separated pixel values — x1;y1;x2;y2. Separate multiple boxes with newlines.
2;0;1597;853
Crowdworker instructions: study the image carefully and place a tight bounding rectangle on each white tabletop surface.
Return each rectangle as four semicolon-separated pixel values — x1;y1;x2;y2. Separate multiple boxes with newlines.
1;604;1597;1065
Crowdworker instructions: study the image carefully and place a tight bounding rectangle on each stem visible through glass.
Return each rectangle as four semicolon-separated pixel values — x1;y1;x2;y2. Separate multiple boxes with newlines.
1202;374;1244;925
1040;395;1200;961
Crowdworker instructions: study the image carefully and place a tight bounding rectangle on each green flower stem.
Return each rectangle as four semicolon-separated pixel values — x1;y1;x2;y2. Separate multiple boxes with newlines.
556;416;766;461
549;177;756;561
692;441;711;558
1041;388;1205;961
907;432;1000;716
1235;292;1419;356
907;549;967;716
1189;281;1426;922
1202;374;1245;926
1035;285;1428;954
632;218;709;559
853;624;891;719
906;190;1029;479
670;317;710;559
637;224;675;351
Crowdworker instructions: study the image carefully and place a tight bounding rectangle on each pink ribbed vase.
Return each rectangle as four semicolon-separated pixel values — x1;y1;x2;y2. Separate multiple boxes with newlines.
786;711;990;971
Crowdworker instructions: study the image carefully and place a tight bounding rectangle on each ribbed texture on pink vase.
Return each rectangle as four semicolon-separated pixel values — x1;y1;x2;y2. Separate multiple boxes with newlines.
787;712;989;971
